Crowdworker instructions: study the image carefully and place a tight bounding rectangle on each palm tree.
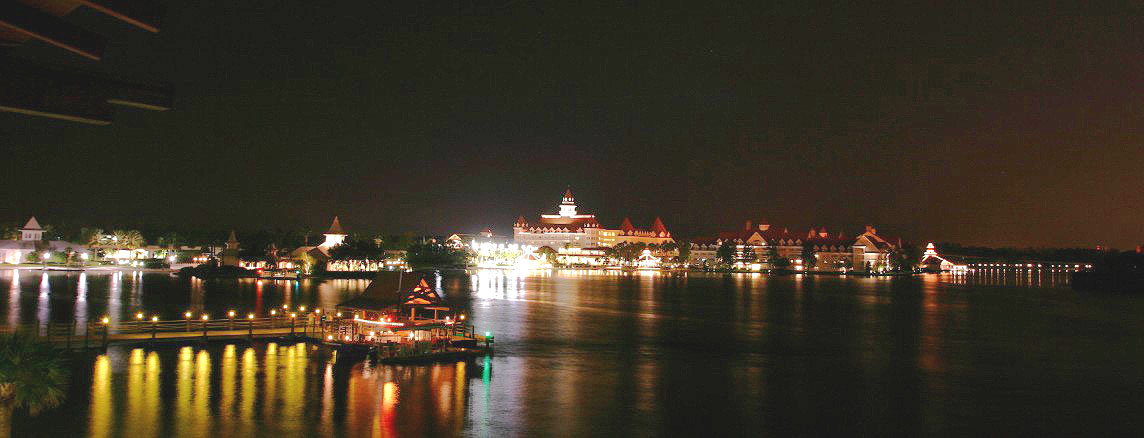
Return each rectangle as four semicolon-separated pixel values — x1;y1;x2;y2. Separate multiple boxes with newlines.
0;332;68;438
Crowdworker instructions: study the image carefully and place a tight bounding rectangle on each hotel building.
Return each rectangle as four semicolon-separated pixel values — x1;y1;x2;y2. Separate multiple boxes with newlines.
513;189;675;250
690;220;899;271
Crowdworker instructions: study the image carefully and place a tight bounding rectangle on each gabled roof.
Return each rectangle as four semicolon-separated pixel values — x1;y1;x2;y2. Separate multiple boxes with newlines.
651;217;668;235
21;217;42;231
326;216;346;235
620;217;635;232
338;272;442;311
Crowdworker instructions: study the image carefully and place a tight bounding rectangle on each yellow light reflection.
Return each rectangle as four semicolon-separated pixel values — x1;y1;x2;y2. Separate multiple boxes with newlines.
89;355;112;438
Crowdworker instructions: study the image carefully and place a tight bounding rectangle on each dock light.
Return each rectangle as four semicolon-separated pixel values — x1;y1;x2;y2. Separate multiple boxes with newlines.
42;251;50;259
336;312;342;317
459;314;465;320
201;314;209;321
282;304;288;310
314;309;321;314
136;312;144;320
485;331;491;337
299;306;306;312
290;313;297;318
185;311;192;318
101;316;109;324
151;316;159;322
270;310;277;316
228;310;235;317
344;336;350;341
369;331;375;336
247;313;254;319
326;335;333;341
81;253;89;260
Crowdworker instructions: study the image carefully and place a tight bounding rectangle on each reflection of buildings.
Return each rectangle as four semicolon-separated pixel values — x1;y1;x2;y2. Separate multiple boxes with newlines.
689;220;900;271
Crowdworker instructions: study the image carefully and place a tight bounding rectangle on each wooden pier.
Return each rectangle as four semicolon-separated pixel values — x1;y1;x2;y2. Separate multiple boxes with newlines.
0;315;328;349
0;314;492;359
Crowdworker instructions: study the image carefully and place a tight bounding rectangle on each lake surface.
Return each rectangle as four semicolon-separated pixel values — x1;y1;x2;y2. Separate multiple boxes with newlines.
3;268;1142;437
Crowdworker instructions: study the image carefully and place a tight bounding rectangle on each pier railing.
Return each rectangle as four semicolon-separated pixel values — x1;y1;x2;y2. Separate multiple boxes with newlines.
0;315;327;349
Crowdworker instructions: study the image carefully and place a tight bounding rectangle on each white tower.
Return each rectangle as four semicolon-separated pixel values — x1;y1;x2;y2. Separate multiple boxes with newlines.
320;216;347;249
558;188;577;217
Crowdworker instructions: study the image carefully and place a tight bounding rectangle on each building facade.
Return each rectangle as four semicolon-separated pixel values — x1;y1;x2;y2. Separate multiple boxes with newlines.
688;220;900;271
513;189;603;248
0;217;86;264
513;189;675;251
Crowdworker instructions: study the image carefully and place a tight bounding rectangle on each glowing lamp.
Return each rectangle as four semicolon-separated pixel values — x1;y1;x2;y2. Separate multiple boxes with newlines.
270;310;277;316
247;313;254;319
184;311;192;318
136;312;144;320
299;306;306;312
101;316;109;324
228;310;235;317
314;309;321;314
201;315;209;321
282;304;289;310
290;313;297;318
326;335;333;340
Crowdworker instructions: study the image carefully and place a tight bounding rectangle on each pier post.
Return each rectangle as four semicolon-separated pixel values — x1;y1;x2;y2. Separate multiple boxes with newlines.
202;318;208;342
248;316;253;340
101;324;108;348
290;315;296;338
151;319;157;343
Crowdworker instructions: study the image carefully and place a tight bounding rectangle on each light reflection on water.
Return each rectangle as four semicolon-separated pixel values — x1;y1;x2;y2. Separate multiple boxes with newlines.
6;268;1144;437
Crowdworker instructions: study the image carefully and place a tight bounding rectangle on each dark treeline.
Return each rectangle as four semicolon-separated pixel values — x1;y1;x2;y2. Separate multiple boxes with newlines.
937;243;1107;263
1074;250;1144;293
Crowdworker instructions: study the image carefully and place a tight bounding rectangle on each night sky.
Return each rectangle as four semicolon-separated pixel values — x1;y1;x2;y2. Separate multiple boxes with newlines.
2;2;1141;248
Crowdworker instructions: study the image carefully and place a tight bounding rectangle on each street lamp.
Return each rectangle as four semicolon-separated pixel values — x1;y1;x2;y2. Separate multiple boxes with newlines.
42;251;50;269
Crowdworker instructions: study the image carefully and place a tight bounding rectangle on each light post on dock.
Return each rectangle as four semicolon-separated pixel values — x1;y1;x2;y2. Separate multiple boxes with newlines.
201;314;209;342
247;313;254;339
289;313;297;338
100;316;109;348
185;311;192;332
228;310;235;329
151;316;158;342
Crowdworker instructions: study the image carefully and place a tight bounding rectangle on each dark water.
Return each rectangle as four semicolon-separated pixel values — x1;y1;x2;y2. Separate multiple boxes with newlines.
2;268;1143;437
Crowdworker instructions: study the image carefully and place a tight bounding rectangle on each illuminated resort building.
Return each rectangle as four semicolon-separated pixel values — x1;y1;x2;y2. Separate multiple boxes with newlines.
919;243;968;272
689;220;899;271
0;217;87;264
513;188;675;249
513;189;604;248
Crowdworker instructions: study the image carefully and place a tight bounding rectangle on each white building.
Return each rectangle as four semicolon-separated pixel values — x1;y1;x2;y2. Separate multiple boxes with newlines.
513;189;603;248
0;217;87;264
